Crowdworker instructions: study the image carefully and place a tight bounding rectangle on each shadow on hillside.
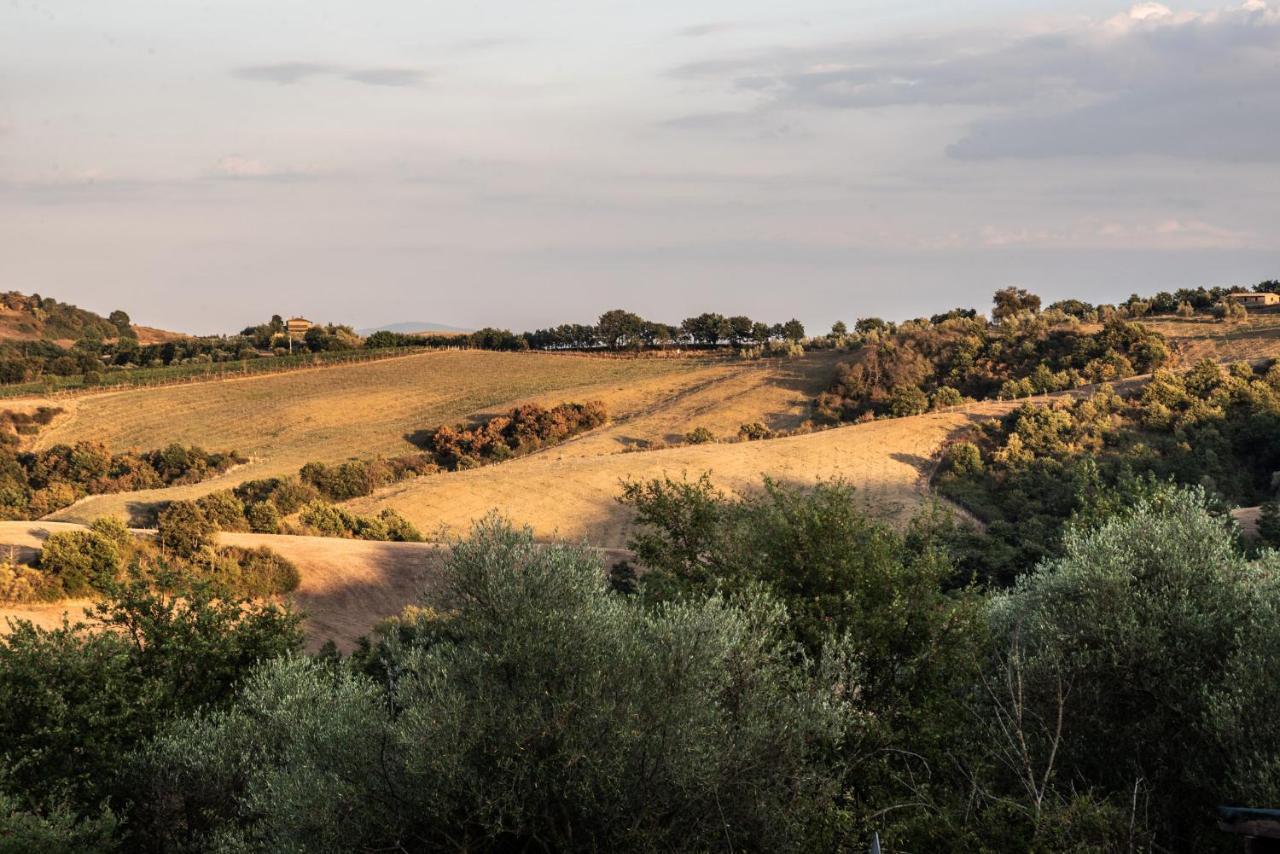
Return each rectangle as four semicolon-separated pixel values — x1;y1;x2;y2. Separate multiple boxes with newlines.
404;428;434;450
123;500;162;528
890;452;936;475
267;540;450;654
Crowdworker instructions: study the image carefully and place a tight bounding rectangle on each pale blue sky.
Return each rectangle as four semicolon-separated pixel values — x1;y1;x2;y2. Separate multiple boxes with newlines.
2;1;1278;333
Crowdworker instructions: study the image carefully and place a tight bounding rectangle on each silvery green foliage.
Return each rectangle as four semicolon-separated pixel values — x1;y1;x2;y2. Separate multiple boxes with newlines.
138;515;859;853
988;486;1280;849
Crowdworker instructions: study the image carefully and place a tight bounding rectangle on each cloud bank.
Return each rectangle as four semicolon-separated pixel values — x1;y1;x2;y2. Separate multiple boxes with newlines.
673;1;1280;160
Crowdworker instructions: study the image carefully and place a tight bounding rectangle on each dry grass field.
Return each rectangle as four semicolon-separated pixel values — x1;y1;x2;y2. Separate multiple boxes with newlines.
1147;314;1280;366
0;521;627;651
28;350;742;523
349;406;989;548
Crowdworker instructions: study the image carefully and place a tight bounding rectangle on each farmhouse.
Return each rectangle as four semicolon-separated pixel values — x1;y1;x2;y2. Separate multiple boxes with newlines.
1227;292;1279;307
286;317;314;337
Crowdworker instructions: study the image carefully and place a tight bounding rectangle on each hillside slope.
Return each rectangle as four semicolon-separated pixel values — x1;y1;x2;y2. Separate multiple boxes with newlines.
0;291;178;344
32;350;818;523
349;406;985;548
0;521;625;651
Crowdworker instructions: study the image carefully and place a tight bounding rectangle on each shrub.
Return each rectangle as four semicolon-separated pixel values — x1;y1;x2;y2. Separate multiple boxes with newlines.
265;478;319;514
986;487;1280;849
424;402;607;471
377;509;423;542
0;575;301;815
194;491;248;532
216;547;300;597
296;501;359;538
300;460;381;501
38;530;122;596
134;518;857;852
156;501;215;560
889;384;928;417
930;385;964;409
245;500;281;534
738;421;773;441
684;426;715;444
942;441;984;477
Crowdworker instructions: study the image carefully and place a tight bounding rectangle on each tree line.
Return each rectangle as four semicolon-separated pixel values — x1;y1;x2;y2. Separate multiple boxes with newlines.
369;311;807;353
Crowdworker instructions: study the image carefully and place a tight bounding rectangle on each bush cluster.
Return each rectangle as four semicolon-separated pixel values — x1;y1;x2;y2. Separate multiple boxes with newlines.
425;401;607;470
156;481;427;545
295;502;423;542
299;454;437;501
815;310;1168;423
936;358;1280;583
2;513;300;604
0;410;244;521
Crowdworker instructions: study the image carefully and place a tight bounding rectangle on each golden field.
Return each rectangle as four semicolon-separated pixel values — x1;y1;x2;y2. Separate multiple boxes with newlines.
27;350;726;523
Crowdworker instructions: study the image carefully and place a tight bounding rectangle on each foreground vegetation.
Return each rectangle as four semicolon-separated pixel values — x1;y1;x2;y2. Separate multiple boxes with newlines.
2;482;1277;851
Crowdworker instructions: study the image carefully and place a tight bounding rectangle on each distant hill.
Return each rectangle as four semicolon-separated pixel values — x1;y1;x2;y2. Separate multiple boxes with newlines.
0;291;181;344
357;321;472;336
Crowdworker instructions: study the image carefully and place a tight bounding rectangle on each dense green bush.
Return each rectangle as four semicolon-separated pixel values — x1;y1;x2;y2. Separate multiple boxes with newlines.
156;500;215;560
936;359;1280;581
0;574;301;815
132;517;857;852
620;476;983;736
244;499;281;534
295;502;423;542
977;488;1280;850
37;529;123;596
193;490;249;532
212;546;301;597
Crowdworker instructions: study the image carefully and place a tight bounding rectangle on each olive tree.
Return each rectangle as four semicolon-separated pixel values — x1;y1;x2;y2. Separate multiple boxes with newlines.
986;487;1280;849
135;517;859;853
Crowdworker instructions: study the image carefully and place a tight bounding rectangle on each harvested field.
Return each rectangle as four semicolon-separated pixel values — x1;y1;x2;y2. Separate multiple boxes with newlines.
29;350;731;523
1147;315;1280;367
350;407;989;548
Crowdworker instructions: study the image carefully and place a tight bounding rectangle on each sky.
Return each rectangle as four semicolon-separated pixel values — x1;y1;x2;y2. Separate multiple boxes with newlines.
2;0;1280;335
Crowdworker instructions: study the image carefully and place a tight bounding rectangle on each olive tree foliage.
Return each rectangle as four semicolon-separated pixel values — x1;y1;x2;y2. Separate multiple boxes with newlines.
0;572;302;824
135;516;860;853
619;476;983;720
984;487;1280;851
